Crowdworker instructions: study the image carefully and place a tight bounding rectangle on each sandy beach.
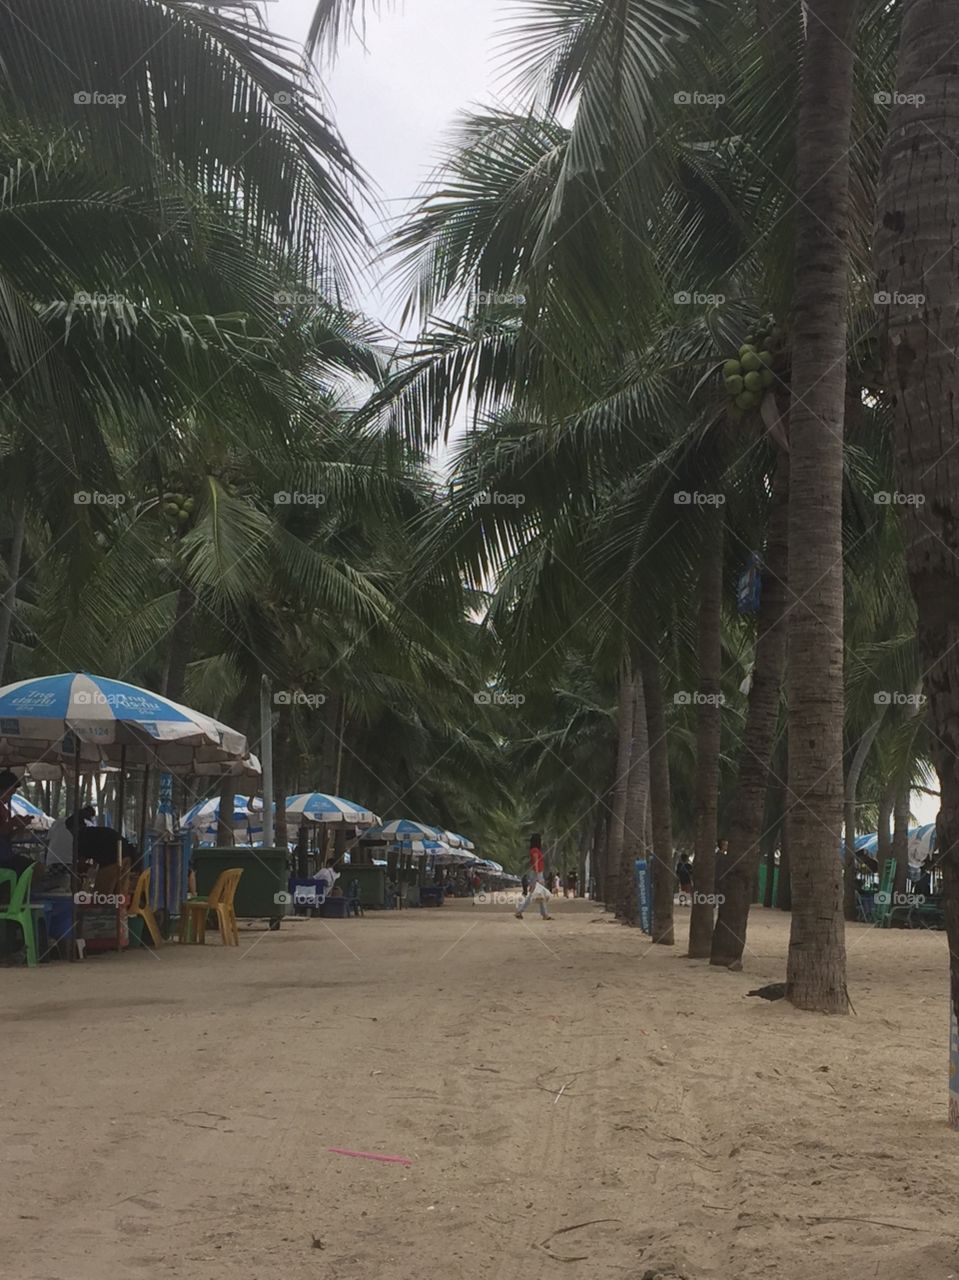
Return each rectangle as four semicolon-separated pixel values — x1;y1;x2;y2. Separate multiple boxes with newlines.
1;899;954;1280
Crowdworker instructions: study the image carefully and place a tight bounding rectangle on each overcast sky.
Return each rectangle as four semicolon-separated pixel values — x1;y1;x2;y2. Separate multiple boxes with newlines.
271;0;502;323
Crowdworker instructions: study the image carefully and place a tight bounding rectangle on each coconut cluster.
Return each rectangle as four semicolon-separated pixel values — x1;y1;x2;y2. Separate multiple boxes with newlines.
721;323;787;412
162;491;195;527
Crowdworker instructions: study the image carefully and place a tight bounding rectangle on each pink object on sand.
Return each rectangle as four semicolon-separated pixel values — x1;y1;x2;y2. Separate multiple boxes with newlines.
328;1147;413;1166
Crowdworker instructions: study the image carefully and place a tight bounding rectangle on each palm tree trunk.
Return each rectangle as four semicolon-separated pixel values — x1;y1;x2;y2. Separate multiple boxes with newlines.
688;506;724;958
619;673;650;923
710;450;789;965
842;712;885;920
162;582;196;702
0;492;26;685
875;0;959;1124
273;702;289;850
783;0;859;1013
892;784;910;899
641;650;675;945
876;782;894;892
216;775;235;848
605;663;634;913
319;693;341;793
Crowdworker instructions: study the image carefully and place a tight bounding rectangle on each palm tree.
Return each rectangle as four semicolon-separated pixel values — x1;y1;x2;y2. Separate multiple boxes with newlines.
874;0;959;1120
781;0;861;1013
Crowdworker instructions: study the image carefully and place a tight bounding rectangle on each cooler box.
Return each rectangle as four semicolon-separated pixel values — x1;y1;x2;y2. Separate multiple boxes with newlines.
320;896;350;918
288;877;325;915
80;905;129;951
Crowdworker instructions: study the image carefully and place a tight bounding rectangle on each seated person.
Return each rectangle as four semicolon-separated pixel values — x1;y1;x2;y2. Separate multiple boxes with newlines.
311;861;339;898
0;769;33;883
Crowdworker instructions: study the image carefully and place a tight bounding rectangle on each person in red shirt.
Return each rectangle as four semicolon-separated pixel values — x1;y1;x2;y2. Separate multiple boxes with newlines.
515;832;552;920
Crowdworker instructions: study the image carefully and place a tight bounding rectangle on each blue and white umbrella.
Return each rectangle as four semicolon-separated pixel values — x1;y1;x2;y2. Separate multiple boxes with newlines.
286;793;380;826
449;832;475;851
11;794;54;831
365;818;438;842
909;823;937;861
0;673;249;769
181;795;264;838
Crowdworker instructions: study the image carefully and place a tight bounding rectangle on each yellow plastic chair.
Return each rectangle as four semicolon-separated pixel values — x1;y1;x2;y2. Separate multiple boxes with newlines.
128;867;163;949
178;868;243;945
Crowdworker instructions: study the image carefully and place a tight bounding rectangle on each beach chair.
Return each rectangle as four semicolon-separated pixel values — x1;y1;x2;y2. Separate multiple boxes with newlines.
875;859;897;927
128;867;163;948
0;863;43;967
178;868;243;945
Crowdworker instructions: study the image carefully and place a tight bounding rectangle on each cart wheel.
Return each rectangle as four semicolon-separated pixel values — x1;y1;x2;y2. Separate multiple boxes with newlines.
269;918;281;931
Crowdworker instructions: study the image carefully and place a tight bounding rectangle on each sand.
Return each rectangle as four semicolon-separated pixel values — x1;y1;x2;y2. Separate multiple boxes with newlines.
0;898;955;1280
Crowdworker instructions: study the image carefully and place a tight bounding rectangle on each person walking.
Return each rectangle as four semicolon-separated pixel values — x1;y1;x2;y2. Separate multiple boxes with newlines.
515;832;552;921
676;853;693;904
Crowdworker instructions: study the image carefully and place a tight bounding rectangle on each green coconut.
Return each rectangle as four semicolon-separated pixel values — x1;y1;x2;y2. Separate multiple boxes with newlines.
735;391;755;410
183;498;196;512
724;374;744;396
739;343;757;357
760;368;775;387
743;370;762;392
163;502;179;516
177;509;190;523
722;358;742;378
740;350;762;373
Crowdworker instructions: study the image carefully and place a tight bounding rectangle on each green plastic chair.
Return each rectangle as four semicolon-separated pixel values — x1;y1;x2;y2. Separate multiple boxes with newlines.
0;863;42;967
875;858;897;928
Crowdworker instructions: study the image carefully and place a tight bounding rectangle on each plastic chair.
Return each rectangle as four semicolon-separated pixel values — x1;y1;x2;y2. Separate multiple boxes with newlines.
178;868;243;945
0;863;43;967
128;867;163;948
875;859;897;927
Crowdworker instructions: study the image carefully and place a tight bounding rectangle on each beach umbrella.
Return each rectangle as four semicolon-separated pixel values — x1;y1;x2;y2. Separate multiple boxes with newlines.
909;823;937;862
181;795;263;836
425;840;477;864
0;673;249;769
10;794;54;831
842;825;936;866
449;832;475;851
188;752;262;779
286;793;380;826
366;818;439;841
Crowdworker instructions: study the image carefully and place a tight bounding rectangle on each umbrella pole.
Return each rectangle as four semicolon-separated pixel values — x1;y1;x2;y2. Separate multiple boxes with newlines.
70;737;81;961
115;746;127;953
138;765;150;855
